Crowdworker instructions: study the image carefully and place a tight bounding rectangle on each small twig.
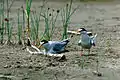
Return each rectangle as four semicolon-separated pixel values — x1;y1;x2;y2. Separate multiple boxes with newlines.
81;53;97;56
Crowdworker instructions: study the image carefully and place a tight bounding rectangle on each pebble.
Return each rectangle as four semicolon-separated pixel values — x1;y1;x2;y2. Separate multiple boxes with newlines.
4;65;11;68
92;71;102;77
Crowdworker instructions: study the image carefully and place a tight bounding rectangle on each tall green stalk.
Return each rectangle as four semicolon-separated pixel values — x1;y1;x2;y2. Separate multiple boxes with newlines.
31;10;41;46
35;12;39;41
30;4;45;46
22;5;25;44
9;22;13;42
61;0;78;40
26;0;32;45
50;10;59;39
0;0;4;44
30;12;36;42
17;9;22;45
5;0;15;44
6;0;10;42
41;8;59;41
44;8;50;40
40;8;50;41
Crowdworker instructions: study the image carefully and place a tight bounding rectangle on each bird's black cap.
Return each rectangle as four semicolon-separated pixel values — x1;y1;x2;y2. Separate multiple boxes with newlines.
80;28;87;31
41;40;48;44
77;28;87;32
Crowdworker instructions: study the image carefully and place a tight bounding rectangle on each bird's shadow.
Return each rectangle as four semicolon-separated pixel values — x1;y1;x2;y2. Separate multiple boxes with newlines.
57;50;69;54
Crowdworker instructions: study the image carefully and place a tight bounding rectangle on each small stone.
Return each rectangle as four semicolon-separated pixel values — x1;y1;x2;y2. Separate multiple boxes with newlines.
52;9;55;12
4;65;9;68
9;52;14;54
66;4;69;7
6;56;10;59
48;8;50;10
16;65;21;68
97;73;102;76
34;68;39;71
28;66;33;69
16;61;21;64
92;71;102;77
22;47;26;50
49;13;51;16
57;10;60;13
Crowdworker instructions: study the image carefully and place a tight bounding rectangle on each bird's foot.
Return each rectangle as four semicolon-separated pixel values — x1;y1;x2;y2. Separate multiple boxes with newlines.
80;53;83;56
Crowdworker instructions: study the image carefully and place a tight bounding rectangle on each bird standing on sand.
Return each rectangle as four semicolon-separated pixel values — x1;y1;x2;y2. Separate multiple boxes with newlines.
38;39;69;54
77;28;97;55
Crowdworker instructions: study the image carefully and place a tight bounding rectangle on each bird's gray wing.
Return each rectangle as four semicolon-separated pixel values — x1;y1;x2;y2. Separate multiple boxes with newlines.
52;42;67;52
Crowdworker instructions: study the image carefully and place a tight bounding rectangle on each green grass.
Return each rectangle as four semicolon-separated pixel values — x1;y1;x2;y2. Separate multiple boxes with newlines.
6;0;11;43
0;0;79;45
0;0;4;44
30;11;40;45
22;5;26;45
5;0;15;44
17;8;22;45
61;0;78;40
26;0;32;45
40;7;60;41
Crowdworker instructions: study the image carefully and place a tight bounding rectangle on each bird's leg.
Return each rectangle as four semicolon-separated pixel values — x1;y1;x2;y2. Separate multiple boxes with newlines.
81;48;85;69
88;49;90;55
85;49;90;62
80;48;83;56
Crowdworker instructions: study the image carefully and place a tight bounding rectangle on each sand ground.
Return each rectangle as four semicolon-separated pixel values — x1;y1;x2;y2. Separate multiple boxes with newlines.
0;0;120;80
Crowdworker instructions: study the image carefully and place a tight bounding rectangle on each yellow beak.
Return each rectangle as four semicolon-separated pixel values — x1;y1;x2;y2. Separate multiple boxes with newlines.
38;44;42;49
38;42;44;49
77;29;82;33
76;29;82;35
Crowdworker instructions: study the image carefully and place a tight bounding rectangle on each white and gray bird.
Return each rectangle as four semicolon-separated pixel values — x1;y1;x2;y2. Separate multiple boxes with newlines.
38;39;69;54
77;28;97;55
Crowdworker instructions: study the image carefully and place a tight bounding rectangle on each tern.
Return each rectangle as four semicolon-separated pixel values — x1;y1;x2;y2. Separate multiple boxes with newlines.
38;39;69;54
77;28;97;55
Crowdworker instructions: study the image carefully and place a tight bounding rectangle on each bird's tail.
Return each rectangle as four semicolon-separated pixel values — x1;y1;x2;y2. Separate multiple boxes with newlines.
62;38;70;43
78;40;81;46
94;34;97;38
91;34;97;46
